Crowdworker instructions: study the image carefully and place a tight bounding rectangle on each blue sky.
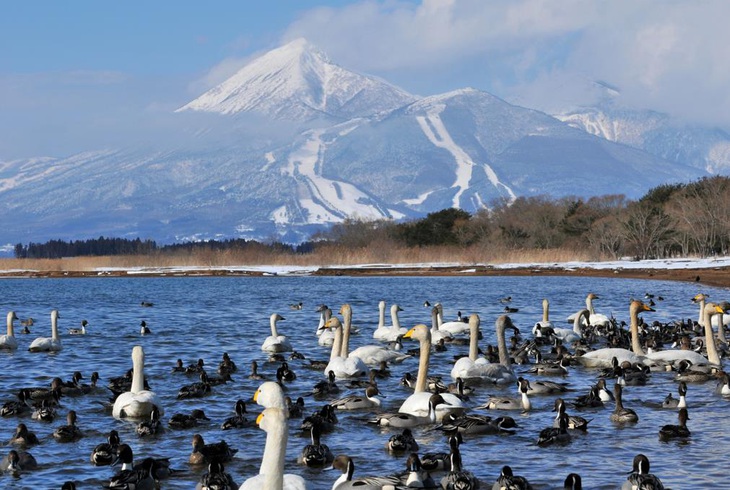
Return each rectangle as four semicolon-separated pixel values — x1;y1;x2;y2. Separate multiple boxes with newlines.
2;1;729;158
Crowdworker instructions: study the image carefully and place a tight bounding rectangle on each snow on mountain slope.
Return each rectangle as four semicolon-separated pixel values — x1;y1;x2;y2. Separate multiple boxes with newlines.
177;38;417;121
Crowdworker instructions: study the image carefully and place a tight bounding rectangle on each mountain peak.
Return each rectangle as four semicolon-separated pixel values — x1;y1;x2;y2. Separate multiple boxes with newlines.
177;39;416;121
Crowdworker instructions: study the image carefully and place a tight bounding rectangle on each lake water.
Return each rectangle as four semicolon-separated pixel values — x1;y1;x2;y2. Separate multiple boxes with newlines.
0;274;729;489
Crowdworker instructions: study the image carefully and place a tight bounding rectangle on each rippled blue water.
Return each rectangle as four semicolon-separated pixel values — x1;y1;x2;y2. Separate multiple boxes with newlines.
0;275;729;489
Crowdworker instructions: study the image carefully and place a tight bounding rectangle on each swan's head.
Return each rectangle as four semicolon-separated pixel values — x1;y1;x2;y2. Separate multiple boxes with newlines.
630;300;655;314
256;406;287;432
339;304;351;315
131;345;145;366
270;313;285;322
468;314;480;329
391;304;403;314
587;293;599;300
705;302;727;315
692;293;708;303
403;324;430;342
496;315;519;334
323;317;342;331
7;311;18;322
253;381;285;409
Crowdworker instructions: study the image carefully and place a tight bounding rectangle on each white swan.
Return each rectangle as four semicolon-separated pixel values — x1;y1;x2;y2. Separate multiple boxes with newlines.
317;306;335;347
399;324;466;421
450;314;517;385
323;317;368;378
261;313;292;353
343;304;410;366
239;407;309;490
374;304;407;342
371;301;389;340
429;306;453;343
567;293;610;327
578;300;652;368
28;310;62;352
551;309;589;344
436;304;471;336
0;311;19;350
113;345;163;419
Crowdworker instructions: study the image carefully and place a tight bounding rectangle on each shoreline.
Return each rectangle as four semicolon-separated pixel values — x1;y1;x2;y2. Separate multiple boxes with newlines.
2;262;729;288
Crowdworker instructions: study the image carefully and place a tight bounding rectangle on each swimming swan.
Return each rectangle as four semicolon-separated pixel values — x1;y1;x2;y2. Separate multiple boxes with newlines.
551;309;589;344
28;309;62;352
450;314;517;385
429;306;453;343
113;345;163;419
262;313;292;353
399;324;466;421
344;304;410;366
239;407;309;490
0;311;19;350
437;303;471;336
322;317;368;379
373;304;407;342
568;293;610;327
371;301;390;340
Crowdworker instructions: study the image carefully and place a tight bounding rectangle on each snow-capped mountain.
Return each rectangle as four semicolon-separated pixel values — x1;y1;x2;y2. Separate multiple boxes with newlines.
556;104;730;174
177;38;417;122
0;40;712;247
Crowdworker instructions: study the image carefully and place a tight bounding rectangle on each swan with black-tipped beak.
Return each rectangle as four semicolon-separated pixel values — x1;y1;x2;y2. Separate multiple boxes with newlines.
112;345;163;419
399;324;466;421
261;313;292;353
450;314;518;385
28;309;62;352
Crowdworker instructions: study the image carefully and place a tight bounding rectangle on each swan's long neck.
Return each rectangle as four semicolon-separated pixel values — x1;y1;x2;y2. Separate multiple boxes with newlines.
542;300;549;323
6;312;14;337
436;307;444;327
391;306;401;332
260;412;287;488
697;296;706;326
573;310;588;336
496;321;510;366
468;316;479;361
430;308;439;334
340;306;352;358
586;295;595;315
415;334;432;394
329;323;343;363
703;305;721;365
629;305;645;356
377;301;385;330
131;347;145;393
269;316;279;337
51;310;59;341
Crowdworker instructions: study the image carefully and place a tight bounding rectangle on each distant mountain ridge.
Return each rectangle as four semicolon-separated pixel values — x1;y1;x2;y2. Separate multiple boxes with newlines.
0;39;715;248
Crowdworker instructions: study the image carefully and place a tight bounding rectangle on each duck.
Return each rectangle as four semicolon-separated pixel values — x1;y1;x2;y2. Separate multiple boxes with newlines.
177;372;212;399
140;320;151;335
190;433;237;465
301;404;339;433
107;445;156;490
248;360;265;380
168;409;209;430
578;300;653;368
262;313;292;353
491;465;533;490
52;410;83;442
287;397;306;418
436;412;517;435
277;361;297;383
28;309;62;352
386;428;418;453
659;407;691;440
370;393;451;428
552;398;590;431
68;319;88;335
662;381;688;409
60;371;88;397
330;454;400;490
622;454;664;490
563;473;583;490
441;436;479;490
31;398;57;422
422;434;461;471
136;406;163;437
0;311;19;350
290;301;304;310
344;304;411;366
478;377;532;411
322;317;368;379
221;400;250;430
399;453;436;488
140;301;154;307
112;345;164;419
330;385;383;410
519;375;568;395
0;449;38;473
299;420;334;467
239;407;309;489
610;382;639;423
186;358;206;374
526;356;571;376
537;412;572;446
1;390;32;417
450;314;518;385
197;460;238;490
9;423;39;446
90;430;120;466
399;324;466;421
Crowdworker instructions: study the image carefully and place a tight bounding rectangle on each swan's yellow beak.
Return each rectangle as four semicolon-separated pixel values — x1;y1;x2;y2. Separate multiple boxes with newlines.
256;412;264;426
253;389;260;402
403;327;415;338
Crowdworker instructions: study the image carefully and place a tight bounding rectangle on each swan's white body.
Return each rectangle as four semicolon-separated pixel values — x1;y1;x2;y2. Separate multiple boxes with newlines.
437;304;470;335
374;304;407;342
450;314;517;385
567;293;610;327
579;300;653;368
371;301;390;340
239;407;309;490
0;311;18;350
429;306;453;343
28;310;62;352
551;309;589;344
323;317;367;378
399;324;466;421
113;345;163;419
347;306;411;365
261;313;292;353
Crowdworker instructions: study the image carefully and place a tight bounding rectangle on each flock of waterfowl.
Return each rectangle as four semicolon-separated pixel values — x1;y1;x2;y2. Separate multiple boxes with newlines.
2;285;730;489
